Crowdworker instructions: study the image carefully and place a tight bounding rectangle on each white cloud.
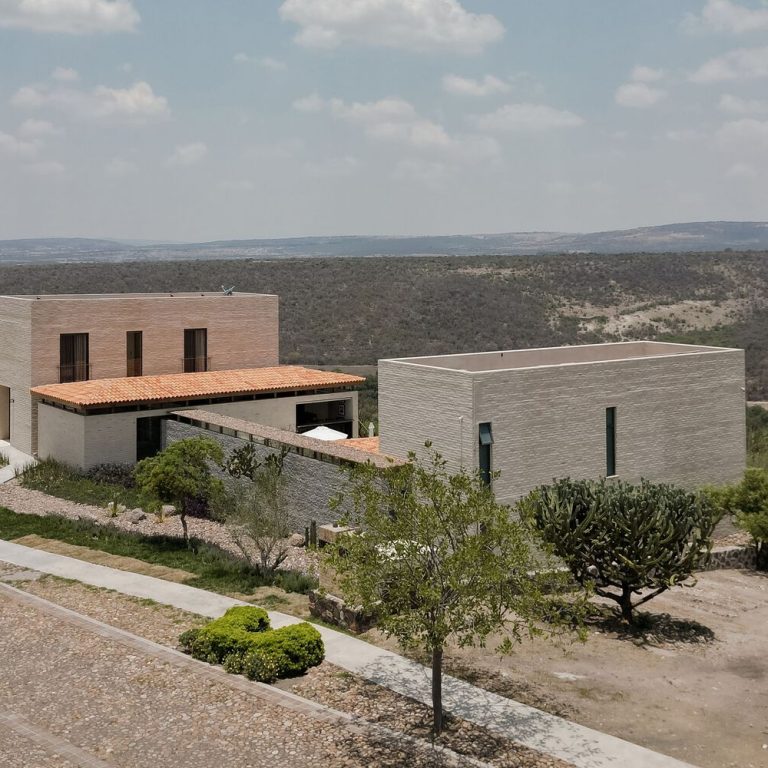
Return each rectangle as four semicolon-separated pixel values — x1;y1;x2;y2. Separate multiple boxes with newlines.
442;73;510;97
717;117;768;149
719;92;768;113
615;82;667;108
305;95;498;160
104;157;137;177
52;66;79;82
0;130;37;157
24;160;65;175
470;103;585;132
691;46;768;82
727;161;758;177
18;118;58;137
234;53;286;70
167;142;208;167
631;65;665;83
683;0;768;34
0;0;138;34
12;80;170;121
292;92;326;112
615;66;667;108
329;96;416;124
279;0;504;54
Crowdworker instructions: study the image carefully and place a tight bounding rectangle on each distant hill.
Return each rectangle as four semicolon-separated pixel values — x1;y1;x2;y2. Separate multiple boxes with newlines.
1;221;767;264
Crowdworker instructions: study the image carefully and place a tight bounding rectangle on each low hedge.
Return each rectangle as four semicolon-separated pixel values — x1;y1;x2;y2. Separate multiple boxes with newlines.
179;606;324;682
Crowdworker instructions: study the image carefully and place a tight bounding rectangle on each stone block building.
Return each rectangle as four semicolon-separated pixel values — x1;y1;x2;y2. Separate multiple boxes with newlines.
378;341;746;504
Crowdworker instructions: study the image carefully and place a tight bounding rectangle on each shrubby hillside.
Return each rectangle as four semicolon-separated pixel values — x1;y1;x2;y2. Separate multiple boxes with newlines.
3;251;768;396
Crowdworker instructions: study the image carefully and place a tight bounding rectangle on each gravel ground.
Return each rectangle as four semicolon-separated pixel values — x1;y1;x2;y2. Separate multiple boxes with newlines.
0;590;482;768
2;568;573;768
289;664;574;768
0;480;317;575
4;572;208;646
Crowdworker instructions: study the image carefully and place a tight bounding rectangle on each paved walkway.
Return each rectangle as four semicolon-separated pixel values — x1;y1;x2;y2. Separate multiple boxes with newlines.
0;539;696;768
0;441;36;484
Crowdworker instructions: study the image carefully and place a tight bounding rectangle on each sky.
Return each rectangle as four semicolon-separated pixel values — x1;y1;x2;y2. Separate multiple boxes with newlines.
1;0;768;241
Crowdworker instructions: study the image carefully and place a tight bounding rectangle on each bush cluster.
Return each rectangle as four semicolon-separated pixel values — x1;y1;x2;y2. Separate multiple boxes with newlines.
83;463;136;488
179;606;324;682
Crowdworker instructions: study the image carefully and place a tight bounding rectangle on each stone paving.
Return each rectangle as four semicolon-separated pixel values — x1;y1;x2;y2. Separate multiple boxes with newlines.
0;585;477;768
0;540;696;768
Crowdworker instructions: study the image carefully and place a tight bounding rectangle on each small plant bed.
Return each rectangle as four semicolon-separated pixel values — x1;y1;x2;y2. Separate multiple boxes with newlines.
289;663;573;768
19;459;152;509
0;506;317;597
179;606;324;683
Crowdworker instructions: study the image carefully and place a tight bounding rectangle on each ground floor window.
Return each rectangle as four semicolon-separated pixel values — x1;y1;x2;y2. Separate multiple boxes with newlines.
296;399;353;437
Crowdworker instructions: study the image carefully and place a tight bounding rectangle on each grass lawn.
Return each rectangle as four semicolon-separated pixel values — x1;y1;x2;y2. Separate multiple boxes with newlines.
0;506;316;596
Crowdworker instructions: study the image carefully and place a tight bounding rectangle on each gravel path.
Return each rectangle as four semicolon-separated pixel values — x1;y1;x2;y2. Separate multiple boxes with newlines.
0;585;480;768
291;664;574;768
0;480;317;575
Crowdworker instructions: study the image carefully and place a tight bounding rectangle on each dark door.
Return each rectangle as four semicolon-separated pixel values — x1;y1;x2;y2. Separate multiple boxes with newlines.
136;417;163;461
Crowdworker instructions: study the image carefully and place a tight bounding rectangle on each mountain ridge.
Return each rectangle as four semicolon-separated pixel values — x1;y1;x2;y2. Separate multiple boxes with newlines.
1;221;767;264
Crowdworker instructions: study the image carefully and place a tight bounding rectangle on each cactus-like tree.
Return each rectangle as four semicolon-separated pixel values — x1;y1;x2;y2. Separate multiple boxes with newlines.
520;478;720;623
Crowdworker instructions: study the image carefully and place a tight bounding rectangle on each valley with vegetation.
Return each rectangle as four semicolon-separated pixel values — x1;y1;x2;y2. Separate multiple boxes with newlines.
4;249;768;396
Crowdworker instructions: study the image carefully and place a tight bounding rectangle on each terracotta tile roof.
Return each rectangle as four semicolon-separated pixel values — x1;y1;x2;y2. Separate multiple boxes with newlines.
345;436;381;454
31;366;364;408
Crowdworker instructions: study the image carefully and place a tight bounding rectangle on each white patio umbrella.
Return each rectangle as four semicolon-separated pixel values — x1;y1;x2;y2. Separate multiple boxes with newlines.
302;425;348;441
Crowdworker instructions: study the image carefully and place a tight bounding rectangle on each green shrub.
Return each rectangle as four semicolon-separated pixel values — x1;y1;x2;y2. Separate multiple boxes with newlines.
520;477;720;623
241;649;280;683
180;606;324;679
707;468;768;569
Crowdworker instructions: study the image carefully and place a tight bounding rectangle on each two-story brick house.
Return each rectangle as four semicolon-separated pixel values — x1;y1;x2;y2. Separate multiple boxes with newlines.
0;292;362;468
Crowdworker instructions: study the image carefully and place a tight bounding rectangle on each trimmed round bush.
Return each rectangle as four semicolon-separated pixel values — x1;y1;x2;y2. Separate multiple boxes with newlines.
179;606;324;680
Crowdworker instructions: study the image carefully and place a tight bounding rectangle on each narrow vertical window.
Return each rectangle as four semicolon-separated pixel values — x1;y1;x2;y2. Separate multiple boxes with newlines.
59;333;89;383
606;407;616;477
126;331;143;377
479;422;494;486
183;328;208;372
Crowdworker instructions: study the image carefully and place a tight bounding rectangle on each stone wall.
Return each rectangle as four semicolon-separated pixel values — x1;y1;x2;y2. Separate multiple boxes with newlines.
164;418;363;534
700;545;757;571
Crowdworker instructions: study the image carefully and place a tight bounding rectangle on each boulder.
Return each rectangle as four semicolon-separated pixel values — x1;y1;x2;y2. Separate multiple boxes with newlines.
287;533;305;548
161;504;177;517
126;508;147;524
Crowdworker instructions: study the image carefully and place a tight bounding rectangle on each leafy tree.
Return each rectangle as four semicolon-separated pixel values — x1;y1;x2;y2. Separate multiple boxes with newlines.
708;468;768;570
213;447;291;574
330;447;572;735
134;437;224;542
520;478;720;623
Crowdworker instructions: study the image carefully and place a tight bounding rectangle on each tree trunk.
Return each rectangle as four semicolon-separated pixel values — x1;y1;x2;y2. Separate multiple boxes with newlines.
180;510;189;545
619;585;634;624
432;646;443;736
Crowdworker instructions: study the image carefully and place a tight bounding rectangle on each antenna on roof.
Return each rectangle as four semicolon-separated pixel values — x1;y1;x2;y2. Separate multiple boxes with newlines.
221;285;235;296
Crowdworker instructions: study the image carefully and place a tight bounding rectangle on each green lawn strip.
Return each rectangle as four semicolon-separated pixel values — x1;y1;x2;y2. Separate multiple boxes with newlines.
0;507;316;596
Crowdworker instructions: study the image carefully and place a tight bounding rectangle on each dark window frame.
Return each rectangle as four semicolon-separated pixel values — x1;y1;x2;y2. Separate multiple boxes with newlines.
126;331;143;377
478;422;493;486
606;406;617;477
183;328;208;372
59;333;89;383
